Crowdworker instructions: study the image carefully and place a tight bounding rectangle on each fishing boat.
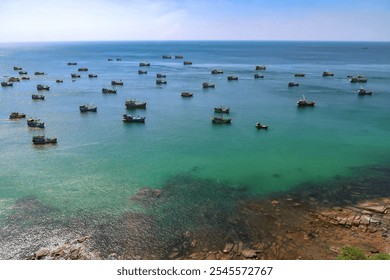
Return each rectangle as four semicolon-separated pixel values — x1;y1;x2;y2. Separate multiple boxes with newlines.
139;62;150;67
8;77;20;82
79;105;97;112
358;88;373;96
211;116;232;124
255;65;266;70
67;62;77;65
214;107;230;114
350;76;367;83
36;84;50;91
32;135;57;145
21;77;30;80
27;118;45;128
288;82;299;87
175;55;184;59
122;114;146;123
162;55;172;59
18;71;28;75
125;100;147;109
227;76;238;81
71;73;81;78
181;92;193;97
9;112;26;119
1;81;13;87
56;79;63;83
254;74;264;79
255;122;268;129
297;95;315;107
34;72;45;75
102;88;117;94
294;73;305;77
88;74;98;78
211;69;224;74
78;67;88;71
156;73;166;78
183;61;192;65
13;66;23;70
32;94;45;100
202;82;215;88
111;80;123;86
138;70;147;74
322;71;334;77
156;79;167;85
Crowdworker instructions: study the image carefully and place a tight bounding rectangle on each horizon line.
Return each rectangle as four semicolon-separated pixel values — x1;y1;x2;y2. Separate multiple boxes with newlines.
1;39;389;44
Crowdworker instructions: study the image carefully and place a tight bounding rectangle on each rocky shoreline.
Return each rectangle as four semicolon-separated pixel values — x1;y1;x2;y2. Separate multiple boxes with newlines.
29;183;390;260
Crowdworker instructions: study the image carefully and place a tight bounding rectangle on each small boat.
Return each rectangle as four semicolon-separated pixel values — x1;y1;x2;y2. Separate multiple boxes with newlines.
322;71;334;77
21;77;30;80
56;79;63;83
181;92;193;97
214;107;230;114
37;84;50;91
254;74;264;79
211;116;232;124
211;69;224;74
227;76;238;81
108;58;113;61
116;58;122;61
125;100;147;109
102;88;117;94
79;105;97;112
32;94;45;100
156;73;166;78
202;82;215;88
288;82;299;87
297;95;315;107
13;66;23;70
1;81;13;87
67;62;77;66
255;122;268;129
358;88;373;96
162;55;172;59
111;80;123;86
255;65;266;70
18;71;28;75
138;70;147;74
294;73;305;77
9;112;26;119
156;79;167;85
32;135;57;145
78;67;88;71
175;55;183;59
350;76;367;83
139;62;150;67
122;114;145;123
183;61;192;65
88;74;98;78
71;73;81;78
34;72;45;75
8;77;20;82
27;118;45;128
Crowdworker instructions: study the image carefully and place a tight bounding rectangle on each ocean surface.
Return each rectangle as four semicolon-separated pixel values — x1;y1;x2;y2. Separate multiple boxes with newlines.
1;41;390;259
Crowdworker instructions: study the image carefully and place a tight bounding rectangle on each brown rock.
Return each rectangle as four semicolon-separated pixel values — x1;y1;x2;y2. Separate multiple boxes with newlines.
242;249;257;258
35;249;50;259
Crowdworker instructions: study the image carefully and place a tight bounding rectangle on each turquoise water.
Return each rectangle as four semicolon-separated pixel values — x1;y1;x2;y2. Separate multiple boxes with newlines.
1;41;390;258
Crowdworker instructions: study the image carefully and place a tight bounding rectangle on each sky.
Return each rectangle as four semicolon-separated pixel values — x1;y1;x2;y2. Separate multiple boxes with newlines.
0;0;389;42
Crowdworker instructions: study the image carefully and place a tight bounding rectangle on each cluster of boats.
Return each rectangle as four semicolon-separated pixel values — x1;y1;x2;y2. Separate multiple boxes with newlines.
4;57;377;148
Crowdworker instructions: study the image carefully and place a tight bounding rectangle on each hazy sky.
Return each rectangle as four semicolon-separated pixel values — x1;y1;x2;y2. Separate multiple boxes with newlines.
0;0;389;42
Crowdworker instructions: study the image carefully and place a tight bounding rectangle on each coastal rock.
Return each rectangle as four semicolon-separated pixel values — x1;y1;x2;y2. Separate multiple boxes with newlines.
242;249;257;258
223;243;234;253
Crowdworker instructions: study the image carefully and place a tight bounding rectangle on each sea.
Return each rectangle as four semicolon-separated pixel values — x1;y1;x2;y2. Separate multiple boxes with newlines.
1;41;390;259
